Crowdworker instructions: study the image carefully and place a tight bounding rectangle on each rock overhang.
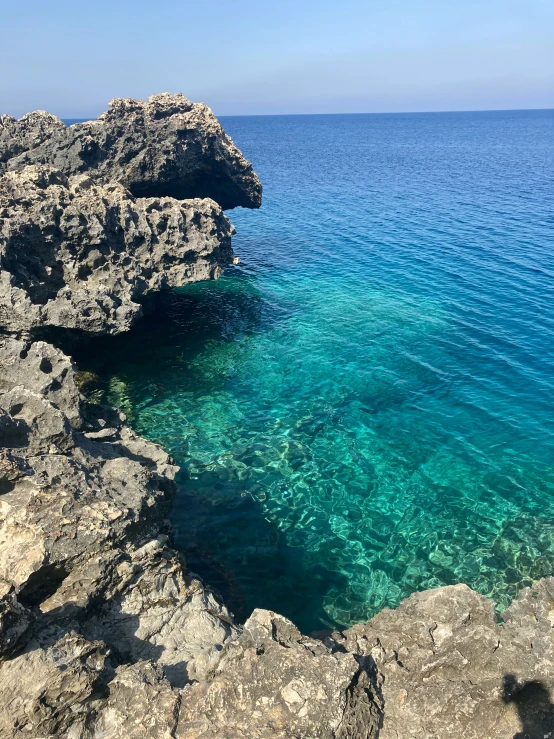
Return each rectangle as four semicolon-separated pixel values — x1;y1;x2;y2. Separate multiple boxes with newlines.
0;92;262;211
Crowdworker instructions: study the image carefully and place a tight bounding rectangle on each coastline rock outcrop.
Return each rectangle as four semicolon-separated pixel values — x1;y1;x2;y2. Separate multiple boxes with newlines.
0;111;65;165
0;93;262;209
176;608;382;739
337;580;554;738
0;337;240;735
0;339;375;738
1;94;553;739
0;165;234;338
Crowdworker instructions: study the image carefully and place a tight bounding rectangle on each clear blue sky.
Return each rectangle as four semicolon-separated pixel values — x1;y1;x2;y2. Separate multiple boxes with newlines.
1;0;553;117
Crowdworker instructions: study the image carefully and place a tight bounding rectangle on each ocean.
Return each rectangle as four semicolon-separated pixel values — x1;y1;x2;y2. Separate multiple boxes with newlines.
80;110;554;633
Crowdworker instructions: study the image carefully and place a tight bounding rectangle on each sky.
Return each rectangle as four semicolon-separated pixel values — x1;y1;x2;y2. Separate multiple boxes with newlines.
1;0;553;118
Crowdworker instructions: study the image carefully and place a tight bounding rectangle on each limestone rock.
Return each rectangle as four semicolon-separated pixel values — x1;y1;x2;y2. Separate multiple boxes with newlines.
0;581;31;656
0;337;177;595
0;93;262;210
0;339;82;428
0;110;65;164
0;336;240;737
176;609;382;739
0;629;112;738
0;165;235;337
341;581;554;738
41;537;238;687
88;661;181;739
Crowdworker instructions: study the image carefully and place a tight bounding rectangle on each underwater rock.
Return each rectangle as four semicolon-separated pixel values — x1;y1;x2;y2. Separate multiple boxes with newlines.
0;93;262;209
0;165;235;338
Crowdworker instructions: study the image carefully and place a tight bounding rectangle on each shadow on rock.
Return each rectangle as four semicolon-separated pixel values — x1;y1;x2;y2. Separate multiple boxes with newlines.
503;674;554;739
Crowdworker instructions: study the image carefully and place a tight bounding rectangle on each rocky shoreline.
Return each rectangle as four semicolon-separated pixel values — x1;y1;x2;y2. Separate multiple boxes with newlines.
1;94;553;738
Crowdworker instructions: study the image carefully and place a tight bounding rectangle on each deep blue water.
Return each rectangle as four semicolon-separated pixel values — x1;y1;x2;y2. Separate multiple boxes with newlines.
82;110;554;633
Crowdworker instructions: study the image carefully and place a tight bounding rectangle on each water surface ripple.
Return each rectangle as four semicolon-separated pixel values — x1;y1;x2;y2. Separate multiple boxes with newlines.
84;111;554;632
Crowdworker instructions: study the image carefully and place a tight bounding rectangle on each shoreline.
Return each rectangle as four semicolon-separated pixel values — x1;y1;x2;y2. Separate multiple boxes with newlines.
1;94;554;738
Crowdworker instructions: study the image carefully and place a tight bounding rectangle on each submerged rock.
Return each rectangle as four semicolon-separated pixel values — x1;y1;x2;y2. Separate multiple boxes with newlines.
0;93;262;209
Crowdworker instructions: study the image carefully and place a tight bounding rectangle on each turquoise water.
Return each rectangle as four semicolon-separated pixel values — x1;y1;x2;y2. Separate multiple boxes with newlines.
81;110;554;633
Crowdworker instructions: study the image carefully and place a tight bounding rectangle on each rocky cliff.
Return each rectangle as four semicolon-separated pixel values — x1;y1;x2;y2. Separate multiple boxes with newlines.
0;94;552;739
0;93;261;208
0;166;234;338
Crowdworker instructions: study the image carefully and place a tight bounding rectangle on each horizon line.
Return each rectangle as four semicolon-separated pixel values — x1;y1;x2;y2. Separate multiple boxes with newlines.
57;106;554;122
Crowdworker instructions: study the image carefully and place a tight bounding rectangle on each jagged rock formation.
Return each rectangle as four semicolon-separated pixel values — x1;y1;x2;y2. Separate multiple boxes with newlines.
0;111;65;165
176;609;382;739
0;339;235;670
340;581;554;738
0;165;234;337
0;93;262;209
1;95;553;739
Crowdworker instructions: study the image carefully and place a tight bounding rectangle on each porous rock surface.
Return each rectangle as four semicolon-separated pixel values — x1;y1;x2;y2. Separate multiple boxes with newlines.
1;95;553;739
339;581;554;738
0;165;234;337
0;93;262;209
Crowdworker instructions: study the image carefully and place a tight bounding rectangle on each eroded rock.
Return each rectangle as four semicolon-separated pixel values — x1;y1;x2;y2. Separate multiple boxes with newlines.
340;582;554;738
41;537;238;687
176;609;381;739
0;93;262;209
0;338;239;735
0;165;235;337
0;337;178;591
0;581;31;657
0;630;112;738
0;110;65;164
88;661;181;739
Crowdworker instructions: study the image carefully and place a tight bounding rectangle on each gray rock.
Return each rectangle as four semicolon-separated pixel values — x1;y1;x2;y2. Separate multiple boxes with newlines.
176;609;381;739
0;629;112;738
0;337;240;734
0;581;31;656
341;581;554;738
87;661;181;739
0;338;82;428
41;537;238;687
0;165;235;337
0;337;178;597
1;93;262;210
0;110;65;164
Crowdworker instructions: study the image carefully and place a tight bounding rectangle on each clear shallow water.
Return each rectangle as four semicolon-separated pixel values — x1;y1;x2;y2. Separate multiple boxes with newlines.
81;110;554;633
